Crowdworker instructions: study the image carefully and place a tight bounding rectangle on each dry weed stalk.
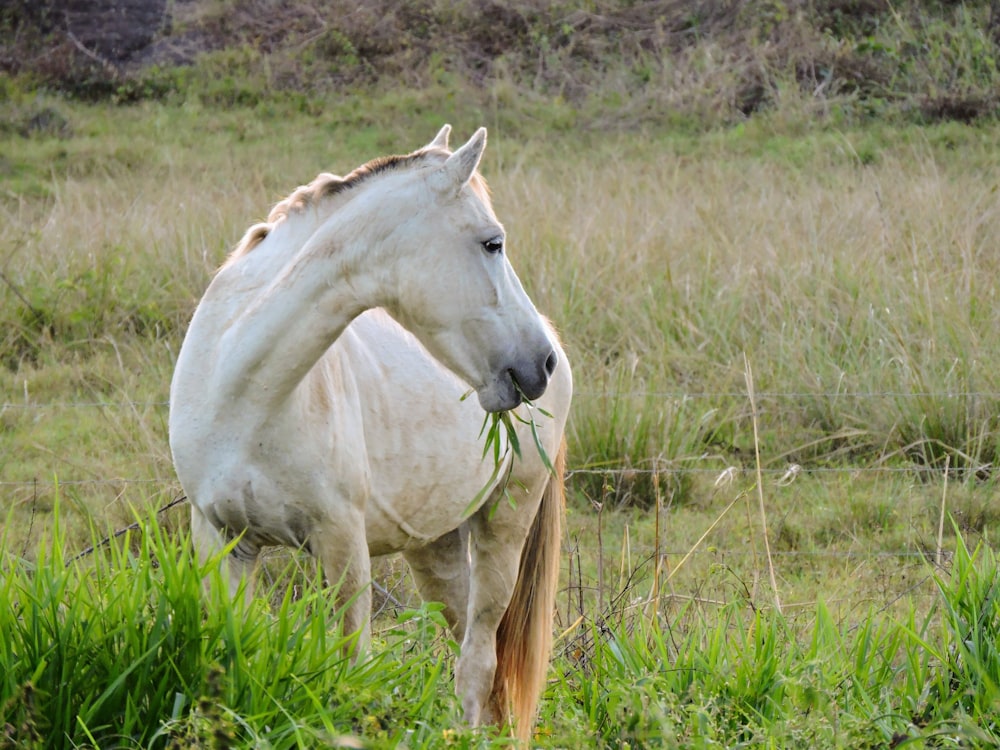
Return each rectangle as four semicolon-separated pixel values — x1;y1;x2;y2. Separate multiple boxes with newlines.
744;353;782;615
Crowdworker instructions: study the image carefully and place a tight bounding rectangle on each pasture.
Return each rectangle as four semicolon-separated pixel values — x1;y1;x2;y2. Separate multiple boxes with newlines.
3;89;1000;747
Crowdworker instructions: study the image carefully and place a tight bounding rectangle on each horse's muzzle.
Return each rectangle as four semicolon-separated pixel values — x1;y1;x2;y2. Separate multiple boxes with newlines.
516;349;558;399
476;346;557;412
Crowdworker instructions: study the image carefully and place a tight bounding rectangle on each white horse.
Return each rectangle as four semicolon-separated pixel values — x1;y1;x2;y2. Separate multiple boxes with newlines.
168;126;572;740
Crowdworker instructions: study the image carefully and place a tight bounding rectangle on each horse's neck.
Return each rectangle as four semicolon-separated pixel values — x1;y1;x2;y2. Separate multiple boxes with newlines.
204;198;388;411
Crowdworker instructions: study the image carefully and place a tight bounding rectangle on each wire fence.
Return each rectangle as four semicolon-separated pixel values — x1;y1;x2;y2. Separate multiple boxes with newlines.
2;396;989;584
5;389;1000;410
0;463;979;490
3;390;997;492
0;468;982;490
2;393;976;627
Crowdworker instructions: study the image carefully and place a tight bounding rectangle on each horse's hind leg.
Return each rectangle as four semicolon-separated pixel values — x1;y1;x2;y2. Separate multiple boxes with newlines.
403;525;471;640
190;504;259;599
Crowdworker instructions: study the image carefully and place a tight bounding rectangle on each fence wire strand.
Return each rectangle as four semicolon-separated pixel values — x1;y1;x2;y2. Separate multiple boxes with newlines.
6;389;991;480
0;463;982;490
4;389;1000;412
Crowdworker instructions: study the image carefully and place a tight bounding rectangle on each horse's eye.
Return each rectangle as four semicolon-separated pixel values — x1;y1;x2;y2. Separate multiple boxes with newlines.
482;236;504;255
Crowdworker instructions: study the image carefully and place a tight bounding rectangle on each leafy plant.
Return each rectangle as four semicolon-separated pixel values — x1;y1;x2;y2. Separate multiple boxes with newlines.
464;390;554;518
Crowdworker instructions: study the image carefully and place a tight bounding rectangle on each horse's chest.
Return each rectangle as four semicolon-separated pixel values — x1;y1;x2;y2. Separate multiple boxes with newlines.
363;459;498;555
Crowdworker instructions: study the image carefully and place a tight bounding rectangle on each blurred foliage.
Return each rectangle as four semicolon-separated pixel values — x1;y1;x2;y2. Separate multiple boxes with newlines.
0;1;998;124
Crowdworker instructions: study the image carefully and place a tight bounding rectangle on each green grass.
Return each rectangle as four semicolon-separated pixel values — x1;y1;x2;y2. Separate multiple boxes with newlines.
0;504;463;749
547;530;1000;747
4;506;1000;748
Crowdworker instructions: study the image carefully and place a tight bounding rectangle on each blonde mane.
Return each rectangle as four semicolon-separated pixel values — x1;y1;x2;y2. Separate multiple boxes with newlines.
224;148;462;267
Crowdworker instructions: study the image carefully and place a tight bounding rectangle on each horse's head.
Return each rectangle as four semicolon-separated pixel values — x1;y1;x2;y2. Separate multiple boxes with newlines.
383;126;557;413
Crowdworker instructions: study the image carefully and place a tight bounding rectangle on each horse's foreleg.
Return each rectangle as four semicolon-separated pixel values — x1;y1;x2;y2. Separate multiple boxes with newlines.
456;442;566;741
403;525;471;641
314;509;373;655
191;504;258;599
456;500;540;728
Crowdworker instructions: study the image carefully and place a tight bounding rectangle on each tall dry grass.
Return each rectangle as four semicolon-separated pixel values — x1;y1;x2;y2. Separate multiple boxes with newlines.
492;126;1000;503
3;106;1000;533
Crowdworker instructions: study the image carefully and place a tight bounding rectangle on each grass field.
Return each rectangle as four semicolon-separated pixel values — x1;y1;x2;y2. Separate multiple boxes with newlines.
3;81;1000;747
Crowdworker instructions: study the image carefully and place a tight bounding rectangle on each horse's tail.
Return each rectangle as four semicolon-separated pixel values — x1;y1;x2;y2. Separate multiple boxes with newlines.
491;438;566;742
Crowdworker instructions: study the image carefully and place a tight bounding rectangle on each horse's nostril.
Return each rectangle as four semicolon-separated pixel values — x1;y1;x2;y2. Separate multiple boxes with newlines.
544;350;558;378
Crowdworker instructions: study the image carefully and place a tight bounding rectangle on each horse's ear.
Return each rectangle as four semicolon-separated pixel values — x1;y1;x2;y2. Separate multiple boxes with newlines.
427;124;451;150
431;127;486;195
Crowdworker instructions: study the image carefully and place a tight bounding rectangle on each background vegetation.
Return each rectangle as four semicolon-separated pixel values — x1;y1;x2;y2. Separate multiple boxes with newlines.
3;0;1000;124
3;0;1000;747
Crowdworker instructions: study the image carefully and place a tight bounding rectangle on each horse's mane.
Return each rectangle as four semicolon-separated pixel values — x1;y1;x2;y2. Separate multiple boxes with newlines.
224;148;452;267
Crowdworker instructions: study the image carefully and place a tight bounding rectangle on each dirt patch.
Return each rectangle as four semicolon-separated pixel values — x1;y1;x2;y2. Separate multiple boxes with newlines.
3;0;170;63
